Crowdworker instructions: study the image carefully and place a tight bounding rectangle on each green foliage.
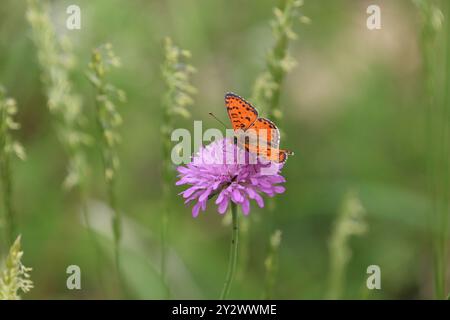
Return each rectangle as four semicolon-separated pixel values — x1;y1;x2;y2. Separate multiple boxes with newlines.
86;43;126;295
0;88;25;162
161;37;196;174
263;229;282;299
250;2;307;291
0;236;33;300
87;43;125;183
414;0;449;299
327;191;367;299
220;203;239;300
414;0;443;38
26;0;91;190
0;87;25;246
252;0;308;121
160;37;196;294
161;37;196;123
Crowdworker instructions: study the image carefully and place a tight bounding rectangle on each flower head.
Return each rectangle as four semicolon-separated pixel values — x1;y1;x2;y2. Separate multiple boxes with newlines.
176;138;286;217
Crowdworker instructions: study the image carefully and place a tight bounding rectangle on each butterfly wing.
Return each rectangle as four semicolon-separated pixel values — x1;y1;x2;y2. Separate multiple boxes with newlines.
245;118;293;163
247;117;280;149
225;92;258;131
225;93;293;163
245;145;291;163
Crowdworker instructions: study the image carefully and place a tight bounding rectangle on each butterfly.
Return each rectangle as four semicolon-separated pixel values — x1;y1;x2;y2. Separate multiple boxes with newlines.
224;92;293;163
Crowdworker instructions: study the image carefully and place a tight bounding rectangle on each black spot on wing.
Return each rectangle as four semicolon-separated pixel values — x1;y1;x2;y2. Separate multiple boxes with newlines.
224;92;259;117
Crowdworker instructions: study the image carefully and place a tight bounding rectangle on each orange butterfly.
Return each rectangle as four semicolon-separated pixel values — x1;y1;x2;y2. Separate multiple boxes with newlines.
224;92;293;163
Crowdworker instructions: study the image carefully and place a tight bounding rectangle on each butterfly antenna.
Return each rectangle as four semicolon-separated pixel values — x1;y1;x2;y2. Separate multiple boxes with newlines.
209;112;228;129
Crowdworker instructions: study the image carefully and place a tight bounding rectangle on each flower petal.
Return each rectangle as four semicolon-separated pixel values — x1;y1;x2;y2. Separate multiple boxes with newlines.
182;186;200;198
192;202;202;217
215;190;226;204
176;166;190;174
241;198;250;215
274;186;285;194
199;188;212;202
270;175;286;183
175;178;188;186
248;190;264;208
174;137;287;218
218;199;229;214
232;188;243;203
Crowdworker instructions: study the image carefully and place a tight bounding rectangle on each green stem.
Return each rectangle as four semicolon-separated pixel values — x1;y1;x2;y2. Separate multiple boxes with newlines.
0;97;16;248
236;218;250;282
418;0;448;299
220;202;239;300
79;181;107;293
161;210;167;277
161;109;172;298
262;230;282;299
267;0;294;122
438;0;450;299
0;150;15;247
427;0;450;300
161;191;171;298
107;172;123;293
94;91;124;296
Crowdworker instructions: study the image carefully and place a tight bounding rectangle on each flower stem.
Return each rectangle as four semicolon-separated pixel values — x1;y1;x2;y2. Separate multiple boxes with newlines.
251;0;304;121
0;89;22;248
0;146;15;247
437;0;450;299
161;195;170;298
327;191;366;299
79;182;107;293
106;157;123;293
220;202;239;300
417;0;449;299
87;44;126;297
160;37;196;298
263;230;282;299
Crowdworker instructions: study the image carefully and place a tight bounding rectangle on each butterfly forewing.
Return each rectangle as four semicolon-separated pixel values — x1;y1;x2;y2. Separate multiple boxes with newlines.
225;93;258;131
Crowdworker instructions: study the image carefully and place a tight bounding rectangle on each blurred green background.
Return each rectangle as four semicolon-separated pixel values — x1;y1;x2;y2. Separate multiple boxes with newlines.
0;0;448;299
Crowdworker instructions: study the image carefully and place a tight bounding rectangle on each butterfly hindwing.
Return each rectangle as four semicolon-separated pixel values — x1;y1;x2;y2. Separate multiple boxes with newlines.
247;117;280;149
225;93;258;131
243;142;290;163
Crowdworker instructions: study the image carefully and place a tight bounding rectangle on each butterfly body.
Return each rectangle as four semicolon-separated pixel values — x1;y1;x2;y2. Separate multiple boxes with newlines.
224;92;293;163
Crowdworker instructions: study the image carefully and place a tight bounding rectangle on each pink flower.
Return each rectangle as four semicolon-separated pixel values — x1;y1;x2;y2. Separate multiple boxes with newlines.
176;138;286;217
